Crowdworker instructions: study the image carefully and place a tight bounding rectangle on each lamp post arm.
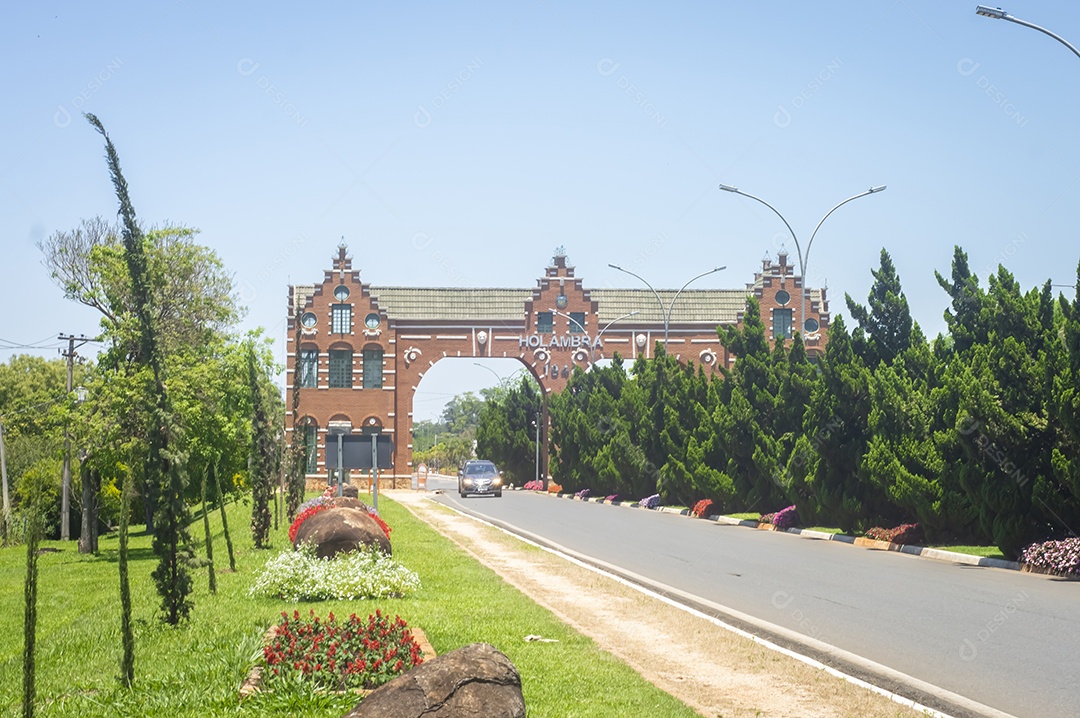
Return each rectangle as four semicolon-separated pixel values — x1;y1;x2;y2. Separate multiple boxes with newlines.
667;267;726;347
550;308;587;335
597;311;640;341
721;188;803;274
805;189;882;269
981;8;1080;60
609;264;665;353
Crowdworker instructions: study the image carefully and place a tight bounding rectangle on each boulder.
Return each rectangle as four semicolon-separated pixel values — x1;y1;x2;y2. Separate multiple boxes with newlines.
328;496;371;513
293;507;391;557
341;484;360;498
343;643;524;718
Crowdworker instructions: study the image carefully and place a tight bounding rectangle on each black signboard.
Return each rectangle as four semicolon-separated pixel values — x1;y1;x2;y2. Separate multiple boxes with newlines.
325;434;394;469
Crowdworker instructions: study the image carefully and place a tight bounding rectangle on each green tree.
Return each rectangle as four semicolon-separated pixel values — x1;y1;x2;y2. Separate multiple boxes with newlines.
476;376;540;483
845;248;913;368
87;113;194;624
247;342;277;548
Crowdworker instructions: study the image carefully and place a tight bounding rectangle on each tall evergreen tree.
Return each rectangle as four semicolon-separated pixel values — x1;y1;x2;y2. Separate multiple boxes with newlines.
846;248;913;368
247;343;275;548
787;315;887;531
717;297;786;510
86;113;194;624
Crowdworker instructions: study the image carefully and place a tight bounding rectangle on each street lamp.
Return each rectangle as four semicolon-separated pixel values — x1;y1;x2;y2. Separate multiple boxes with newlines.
548;308;640;364
606;265;726;352
975;6;1080;61
718;183;886;339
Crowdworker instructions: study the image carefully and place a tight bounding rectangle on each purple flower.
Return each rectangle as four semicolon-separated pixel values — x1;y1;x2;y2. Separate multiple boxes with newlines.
639;494;660;510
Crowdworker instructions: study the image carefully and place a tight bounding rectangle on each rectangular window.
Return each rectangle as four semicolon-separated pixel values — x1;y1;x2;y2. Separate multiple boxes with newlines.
331;304;352;334
298;348;318;388
328;349;353;388
537;311;553;334
304;424;318;473
773;308;793;340
569;312;586;334
363;348;383;389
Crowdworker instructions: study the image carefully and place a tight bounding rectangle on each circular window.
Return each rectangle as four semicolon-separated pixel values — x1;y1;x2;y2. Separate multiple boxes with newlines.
334;285;350;301
365;313;381;329
803;318;820;333
301;312;317;328
775;289;791;306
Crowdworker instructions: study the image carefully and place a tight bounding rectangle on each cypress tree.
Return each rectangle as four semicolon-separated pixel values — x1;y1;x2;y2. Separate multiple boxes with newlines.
247;344;274;548
22;502;41;718
846;248;913;368
86;114;193;624
118;468;134;685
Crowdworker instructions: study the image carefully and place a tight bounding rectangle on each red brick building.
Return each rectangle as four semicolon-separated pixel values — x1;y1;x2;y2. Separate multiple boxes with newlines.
286;244;828;486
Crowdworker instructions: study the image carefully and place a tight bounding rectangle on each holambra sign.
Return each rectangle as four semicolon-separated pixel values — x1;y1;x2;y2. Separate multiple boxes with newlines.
518;334;603;350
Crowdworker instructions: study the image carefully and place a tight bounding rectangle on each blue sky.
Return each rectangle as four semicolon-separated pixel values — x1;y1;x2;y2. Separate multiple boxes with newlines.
3;1;1079;420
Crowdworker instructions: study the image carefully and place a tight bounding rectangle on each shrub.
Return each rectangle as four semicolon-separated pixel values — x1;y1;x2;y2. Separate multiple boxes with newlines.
1020;537;1080;577
605;494;618;503
691;499;714;518
864;523;923;544
638;494;660;510
759;512;777;525
249;543;421;601
262;609;424;691
574;488;591;500
772;505;800;530
522;480;544;491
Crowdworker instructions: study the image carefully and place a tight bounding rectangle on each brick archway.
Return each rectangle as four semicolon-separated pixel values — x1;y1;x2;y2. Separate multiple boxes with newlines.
287;244;828;486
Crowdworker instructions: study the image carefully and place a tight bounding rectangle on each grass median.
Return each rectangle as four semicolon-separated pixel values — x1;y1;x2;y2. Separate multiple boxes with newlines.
0;495;699;718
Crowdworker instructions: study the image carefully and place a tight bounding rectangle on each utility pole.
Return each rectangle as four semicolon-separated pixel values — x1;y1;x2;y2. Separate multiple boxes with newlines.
59;334;90;541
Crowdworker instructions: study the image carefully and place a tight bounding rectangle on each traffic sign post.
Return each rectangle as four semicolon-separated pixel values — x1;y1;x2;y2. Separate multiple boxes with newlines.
324;434;394;509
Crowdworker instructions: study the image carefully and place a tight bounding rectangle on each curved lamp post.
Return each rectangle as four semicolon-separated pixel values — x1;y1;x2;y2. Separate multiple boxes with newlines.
718;184;885;338
549;308;640;364
606;265;725;352
976;6;1080;60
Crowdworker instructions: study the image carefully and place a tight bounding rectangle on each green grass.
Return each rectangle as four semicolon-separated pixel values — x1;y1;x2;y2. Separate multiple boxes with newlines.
802;526;848;535
0;496;699;718
928;544;1007;560
725;512;761;521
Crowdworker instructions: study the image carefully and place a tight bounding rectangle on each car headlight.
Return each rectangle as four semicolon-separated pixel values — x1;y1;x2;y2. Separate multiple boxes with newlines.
493;477;502;485
463;478;473;486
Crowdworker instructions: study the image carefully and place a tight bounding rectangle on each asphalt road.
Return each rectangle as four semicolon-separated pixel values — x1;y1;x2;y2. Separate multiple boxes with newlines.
424;478;1078;718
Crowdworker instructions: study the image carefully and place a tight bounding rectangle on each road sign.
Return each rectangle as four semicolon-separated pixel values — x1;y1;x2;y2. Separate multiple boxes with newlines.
325;435;394;469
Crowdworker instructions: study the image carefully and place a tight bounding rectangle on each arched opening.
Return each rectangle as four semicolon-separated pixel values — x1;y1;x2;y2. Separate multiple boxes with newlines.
411;357;545;482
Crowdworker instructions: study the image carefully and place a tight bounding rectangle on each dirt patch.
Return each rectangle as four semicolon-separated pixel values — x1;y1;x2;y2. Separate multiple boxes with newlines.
389;490;929;718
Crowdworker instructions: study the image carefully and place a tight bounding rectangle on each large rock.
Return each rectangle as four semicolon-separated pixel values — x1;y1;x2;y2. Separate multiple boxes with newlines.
293;507;391;558
327;496;371;512
343;643;524;718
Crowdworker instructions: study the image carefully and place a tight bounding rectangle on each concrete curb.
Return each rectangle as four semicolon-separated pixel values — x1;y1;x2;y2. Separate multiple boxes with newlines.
538;490;1027;575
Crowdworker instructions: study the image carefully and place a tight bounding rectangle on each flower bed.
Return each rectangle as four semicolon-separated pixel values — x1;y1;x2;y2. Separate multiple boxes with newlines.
638;494;660;510
574;488;591;500
289;502;333;543
604;494;618;503
759;505;799;530
249;543;421;601
289;496;391;543
864;523;922;544
522;480;544;491
242;609;433;698
1020;536;1080;577
691;499;713;518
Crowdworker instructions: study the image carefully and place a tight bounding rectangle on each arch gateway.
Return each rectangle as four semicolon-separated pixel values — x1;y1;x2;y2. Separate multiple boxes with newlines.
286;244;830;487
